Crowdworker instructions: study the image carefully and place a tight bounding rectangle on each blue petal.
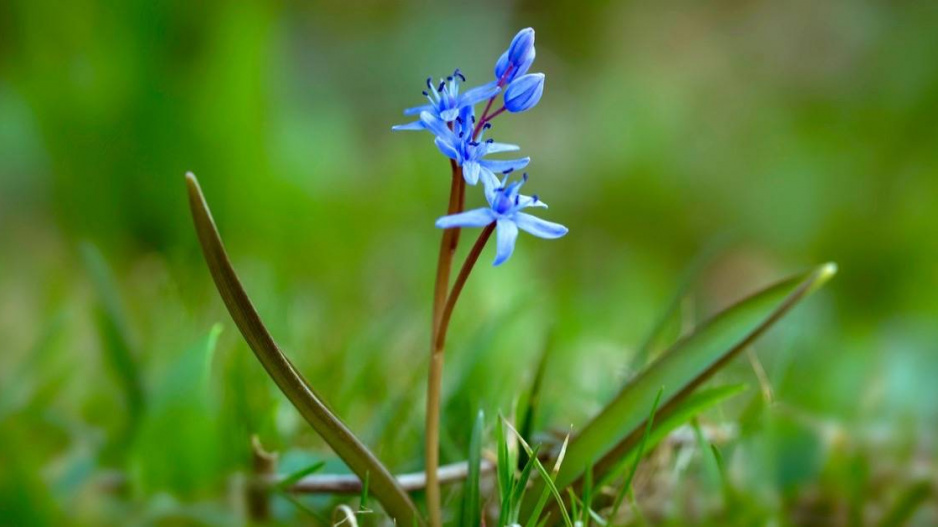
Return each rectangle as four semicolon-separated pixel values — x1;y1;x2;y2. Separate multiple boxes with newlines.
480;167;500;192
508;28;535;64
392;121;424;131
434;137;460;161
494;51;510;80
504;73;545;113
440;108;459;121
518;195;548;209
420;111;456;142
513;212;567;239
514;47;536;78
404;104;433;116
459;81;500;107
494;219;519;266
479;157;530;173
463;161;481;185
435;208;495;229
484;142;520;154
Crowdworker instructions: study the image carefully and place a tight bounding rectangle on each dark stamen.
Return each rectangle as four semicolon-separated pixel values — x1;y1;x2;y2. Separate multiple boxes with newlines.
447;76;453;81
483;123;492;130
503;168;515;174
426;77;433;90
522;172;529;181
438;81;445;92
422;90;429;96
486;139;494;143
532;194;539;202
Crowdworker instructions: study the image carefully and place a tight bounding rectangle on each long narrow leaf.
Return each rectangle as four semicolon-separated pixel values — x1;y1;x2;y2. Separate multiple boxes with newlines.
525;263;835;513
504;420;573;527
609;387;662;520
185;173;421;526
81;244;145;425
461;410;484;527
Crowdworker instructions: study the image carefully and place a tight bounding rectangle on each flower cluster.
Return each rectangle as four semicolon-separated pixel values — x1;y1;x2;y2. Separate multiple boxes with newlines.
393;28;567;265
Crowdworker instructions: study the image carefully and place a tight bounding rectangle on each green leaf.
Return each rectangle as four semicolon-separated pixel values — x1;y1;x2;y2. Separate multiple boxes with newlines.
185;173;422;526
517;334;552;470
600;383;747;491
461;410;484;527
81;243;145;427
609;387;662;520
276;461;326;492
526;263;836;513
877;480;932;527
628;239;727;371
131;325;222;495
504;420;573;527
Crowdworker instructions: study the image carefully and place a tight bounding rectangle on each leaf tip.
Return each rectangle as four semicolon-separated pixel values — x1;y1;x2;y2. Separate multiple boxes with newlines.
185;171;202;198
810;262;838;293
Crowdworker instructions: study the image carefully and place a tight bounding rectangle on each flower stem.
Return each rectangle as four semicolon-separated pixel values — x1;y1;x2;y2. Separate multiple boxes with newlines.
434;223;496;352
426;161;465;527
485;105;507;122
426;224;494;526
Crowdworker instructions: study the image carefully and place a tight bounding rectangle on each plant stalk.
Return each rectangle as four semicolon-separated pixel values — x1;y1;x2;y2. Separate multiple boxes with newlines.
426;162;465;527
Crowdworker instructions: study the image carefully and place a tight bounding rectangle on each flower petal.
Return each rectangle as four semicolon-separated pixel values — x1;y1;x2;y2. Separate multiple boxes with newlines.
480;167;501;193
404;104;434;116
391;121;424;131
484;142;520;154
494;219;519;266
479;157;530;173
419;111;456;142
434;137;459;161
459;81;500;107
463;161;481;185
513;212;568;239
518;195;548;209
435;208;495;229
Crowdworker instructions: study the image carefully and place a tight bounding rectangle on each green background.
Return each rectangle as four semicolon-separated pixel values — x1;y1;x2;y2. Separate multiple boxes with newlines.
1;1;936;525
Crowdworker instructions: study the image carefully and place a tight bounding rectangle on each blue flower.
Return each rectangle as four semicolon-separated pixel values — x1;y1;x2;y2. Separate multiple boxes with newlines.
435;173;568;266
419;110;530;188
393;69;500;131
504;73;545;113
494;28;536;86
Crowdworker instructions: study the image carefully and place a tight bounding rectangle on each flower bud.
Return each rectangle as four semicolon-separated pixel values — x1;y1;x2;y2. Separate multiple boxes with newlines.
494;28;536;84
504;73;544;113
508;28;535;64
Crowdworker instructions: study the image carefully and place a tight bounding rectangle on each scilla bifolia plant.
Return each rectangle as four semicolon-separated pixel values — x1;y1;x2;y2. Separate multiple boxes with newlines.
393;27;566;527
185;26;835;527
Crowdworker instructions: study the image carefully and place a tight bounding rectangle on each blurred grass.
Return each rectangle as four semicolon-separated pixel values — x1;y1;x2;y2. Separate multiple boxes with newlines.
1;1;937;525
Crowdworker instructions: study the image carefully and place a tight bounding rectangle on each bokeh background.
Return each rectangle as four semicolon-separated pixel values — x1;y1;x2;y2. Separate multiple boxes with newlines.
2;1;937;525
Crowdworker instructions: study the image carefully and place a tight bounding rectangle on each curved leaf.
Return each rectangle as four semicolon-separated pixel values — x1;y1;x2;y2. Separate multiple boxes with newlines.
185;173;422;526
525;263;836;515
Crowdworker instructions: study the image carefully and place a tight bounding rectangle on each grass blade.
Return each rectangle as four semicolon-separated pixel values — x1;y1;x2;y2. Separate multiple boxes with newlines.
629;239;726;371
877;480;932;527
546;263;836;498
185;173;421;526
461;410;484;527
525;435;568;527
609;387;662;520
277;461;327;492
518;333;552;470
81;243;145;427
503;420;573;527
